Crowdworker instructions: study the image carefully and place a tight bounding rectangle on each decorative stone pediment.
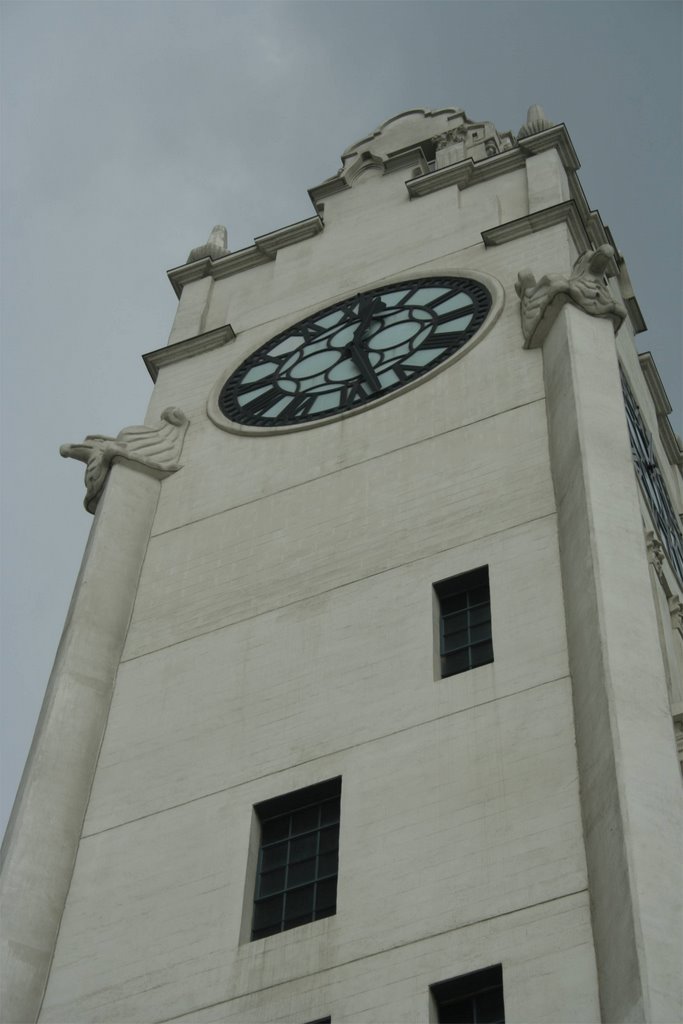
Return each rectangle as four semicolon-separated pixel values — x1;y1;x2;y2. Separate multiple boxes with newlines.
516;244;627;348
340;108;465;164
342;150;387;185
61;407;189;513
309;107;517;201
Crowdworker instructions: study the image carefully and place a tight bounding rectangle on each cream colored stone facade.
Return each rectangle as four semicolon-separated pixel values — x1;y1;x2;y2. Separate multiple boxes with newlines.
2;107;682;1024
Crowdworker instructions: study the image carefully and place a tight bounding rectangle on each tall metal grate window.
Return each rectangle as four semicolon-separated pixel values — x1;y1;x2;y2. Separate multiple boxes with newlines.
251;778;340;941
621;372;683;588
435;567;493;677
431;964;505;1024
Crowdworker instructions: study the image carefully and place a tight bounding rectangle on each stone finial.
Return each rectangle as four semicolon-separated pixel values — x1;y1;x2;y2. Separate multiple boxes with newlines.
515;244;627;347
518;105;555;139
187;225;228;264
61;407;190;514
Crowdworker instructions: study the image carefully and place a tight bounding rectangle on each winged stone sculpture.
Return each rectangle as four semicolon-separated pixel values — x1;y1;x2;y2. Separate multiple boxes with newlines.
60;406;189;513
515;244;627;347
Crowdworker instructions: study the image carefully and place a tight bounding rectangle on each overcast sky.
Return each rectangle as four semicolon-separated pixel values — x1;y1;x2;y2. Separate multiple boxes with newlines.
1;0;681;836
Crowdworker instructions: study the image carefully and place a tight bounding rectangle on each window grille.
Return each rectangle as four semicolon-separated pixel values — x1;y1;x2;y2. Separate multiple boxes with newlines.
252;778;340;941
431;964;505;1023
621;372;683;587
435;567;493;677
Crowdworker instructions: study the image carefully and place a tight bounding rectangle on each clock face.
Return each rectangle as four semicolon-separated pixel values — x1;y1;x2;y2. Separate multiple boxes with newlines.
218;276;492;428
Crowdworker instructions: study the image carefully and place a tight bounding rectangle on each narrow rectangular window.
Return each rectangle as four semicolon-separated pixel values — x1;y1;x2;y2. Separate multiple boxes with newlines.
430;964;505;1023
251;778;341;941
434;566;493;677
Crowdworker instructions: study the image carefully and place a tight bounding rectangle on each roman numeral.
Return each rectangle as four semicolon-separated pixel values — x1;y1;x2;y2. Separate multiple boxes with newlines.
420;338;458;349
439;304;474;321
283;393;316;418
400;361;430;375
341;380;367;405
299;322;324;343
389;363;412;383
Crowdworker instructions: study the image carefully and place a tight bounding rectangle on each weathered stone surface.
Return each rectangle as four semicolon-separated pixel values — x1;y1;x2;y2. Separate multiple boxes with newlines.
7;106;680;1024
186;224;228;264
518;104;555;139
1;464;164;1024
516;244;627;347
60;407;189;513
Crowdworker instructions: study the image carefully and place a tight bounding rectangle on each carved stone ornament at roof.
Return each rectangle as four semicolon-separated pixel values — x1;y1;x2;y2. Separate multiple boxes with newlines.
430;119;514;168
60;407;190;513
340;108;465;162
515;244;627;348
187;225;229;264
169;103;648;353
312;108;517;196
518;104;555;139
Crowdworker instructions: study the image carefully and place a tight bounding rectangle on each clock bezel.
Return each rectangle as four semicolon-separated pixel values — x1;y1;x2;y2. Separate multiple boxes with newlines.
207;269;504;436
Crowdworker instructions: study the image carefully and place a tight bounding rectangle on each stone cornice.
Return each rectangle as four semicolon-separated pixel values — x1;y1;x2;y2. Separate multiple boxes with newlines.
384;146;431;176
482;198;613;263
143;325;235;382
624;297;646;335
167;250;272;298
167;257;213;297
406;125;647;336
608;245;647;334
639;352;672;415
407;148;524;197
254;216;324;257
166;123;645;341
516;123;580;170
167;216;323;297
639;352;683;468
308;176;351;207
483;200;645;339
309;147;431;209
406;124;578;200
482;200;591;253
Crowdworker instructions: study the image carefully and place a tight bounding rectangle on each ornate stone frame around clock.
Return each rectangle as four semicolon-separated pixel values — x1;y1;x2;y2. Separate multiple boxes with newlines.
206;268;505;436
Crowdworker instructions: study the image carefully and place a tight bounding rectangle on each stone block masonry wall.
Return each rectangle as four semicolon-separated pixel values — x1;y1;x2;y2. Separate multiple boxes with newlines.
39;226;600;1022
37;116;614;1022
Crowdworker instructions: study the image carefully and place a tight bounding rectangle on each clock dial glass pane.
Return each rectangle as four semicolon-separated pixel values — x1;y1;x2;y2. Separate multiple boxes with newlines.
219;276;491;428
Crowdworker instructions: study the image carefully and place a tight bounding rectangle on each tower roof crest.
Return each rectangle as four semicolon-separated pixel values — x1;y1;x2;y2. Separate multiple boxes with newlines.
337;106;516;184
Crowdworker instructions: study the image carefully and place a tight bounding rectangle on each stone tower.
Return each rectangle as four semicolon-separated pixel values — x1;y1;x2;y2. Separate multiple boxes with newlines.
2;106;682;1024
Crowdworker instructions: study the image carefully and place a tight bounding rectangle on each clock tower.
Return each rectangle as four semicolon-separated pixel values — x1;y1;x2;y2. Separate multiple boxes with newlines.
2;106;682;1024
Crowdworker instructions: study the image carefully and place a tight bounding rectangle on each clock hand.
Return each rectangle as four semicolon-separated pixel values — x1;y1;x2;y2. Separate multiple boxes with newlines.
345;295;385;392
346;341;382;393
